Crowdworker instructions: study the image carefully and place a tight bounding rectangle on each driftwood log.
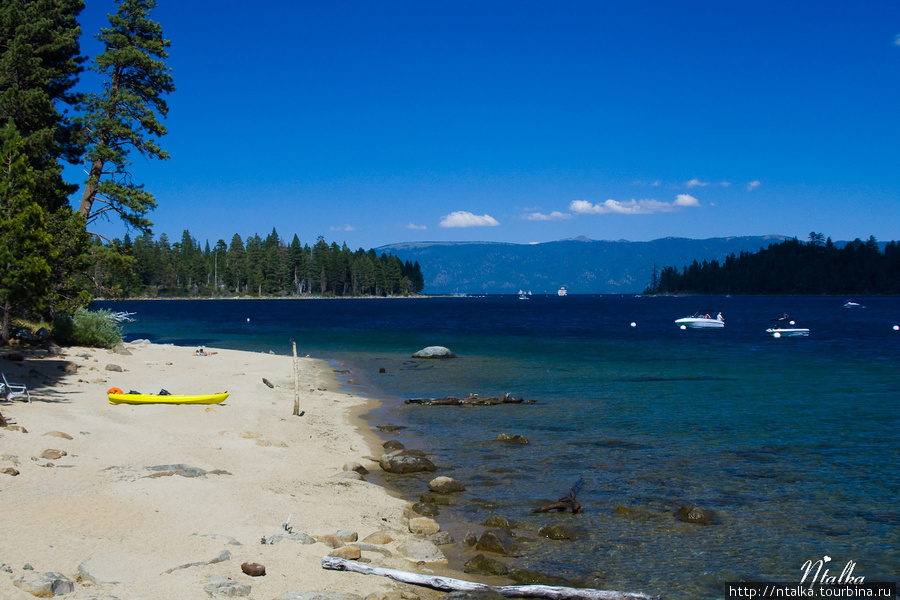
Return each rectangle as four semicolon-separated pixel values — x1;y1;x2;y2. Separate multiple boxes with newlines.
406;393;528;406
534;478;584;513
322;556;658;600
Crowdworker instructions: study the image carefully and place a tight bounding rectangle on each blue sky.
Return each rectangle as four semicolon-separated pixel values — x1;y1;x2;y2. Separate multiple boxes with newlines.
68;1;900;250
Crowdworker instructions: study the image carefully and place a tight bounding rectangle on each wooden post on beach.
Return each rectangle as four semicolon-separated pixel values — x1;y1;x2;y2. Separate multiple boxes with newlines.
291;339;300;416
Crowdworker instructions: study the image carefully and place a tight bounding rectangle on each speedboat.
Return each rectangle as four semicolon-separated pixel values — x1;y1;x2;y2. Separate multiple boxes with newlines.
843;300;864;308
766;314;809;338
675;312;725;329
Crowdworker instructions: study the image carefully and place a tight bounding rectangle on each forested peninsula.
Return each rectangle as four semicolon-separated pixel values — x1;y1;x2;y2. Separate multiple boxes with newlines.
645;234;900;295
91;230;425;298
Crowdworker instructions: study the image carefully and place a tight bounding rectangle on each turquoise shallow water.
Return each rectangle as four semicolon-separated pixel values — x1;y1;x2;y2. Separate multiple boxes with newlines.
99;295;900;599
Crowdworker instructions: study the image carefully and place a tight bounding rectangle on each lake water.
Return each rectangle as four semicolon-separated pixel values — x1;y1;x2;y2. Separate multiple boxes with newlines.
96;295;900;599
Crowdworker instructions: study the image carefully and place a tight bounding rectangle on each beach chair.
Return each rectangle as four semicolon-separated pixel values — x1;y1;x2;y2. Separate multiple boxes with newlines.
1;372;30;403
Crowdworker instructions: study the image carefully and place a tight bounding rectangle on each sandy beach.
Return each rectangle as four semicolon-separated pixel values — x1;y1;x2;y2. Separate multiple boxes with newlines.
0;341;450;600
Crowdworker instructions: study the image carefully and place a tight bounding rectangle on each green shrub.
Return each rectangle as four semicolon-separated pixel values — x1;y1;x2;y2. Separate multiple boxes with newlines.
52;308;123;348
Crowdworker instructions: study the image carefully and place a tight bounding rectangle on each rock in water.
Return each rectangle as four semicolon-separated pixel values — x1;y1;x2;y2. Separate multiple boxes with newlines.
463;554;510;577
475;529;517;554
411;346;457;358
675;504;718;525
379;451;435;473
429;476;466;493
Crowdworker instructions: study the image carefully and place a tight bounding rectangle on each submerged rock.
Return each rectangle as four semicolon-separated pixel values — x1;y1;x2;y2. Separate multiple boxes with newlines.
675;504;719;525
538;523;581;541
483;515;512;529
411;502;440;517
463;554;509;576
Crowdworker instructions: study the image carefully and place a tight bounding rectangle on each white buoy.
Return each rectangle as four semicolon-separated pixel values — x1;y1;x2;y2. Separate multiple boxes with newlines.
773;332;781;338
893;325;899;331
630;322;636;328
247;318;250;322
680;325;687;330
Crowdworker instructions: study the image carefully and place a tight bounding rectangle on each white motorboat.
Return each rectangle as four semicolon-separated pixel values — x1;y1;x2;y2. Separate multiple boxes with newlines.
843;300;864;308
558;286;567;297
675;312;725;329
766;314;809;338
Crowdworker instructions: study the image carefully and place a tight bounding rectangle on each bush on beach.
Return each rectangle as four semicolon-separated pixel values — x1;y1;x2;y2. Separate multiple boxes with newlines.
52;308;123;349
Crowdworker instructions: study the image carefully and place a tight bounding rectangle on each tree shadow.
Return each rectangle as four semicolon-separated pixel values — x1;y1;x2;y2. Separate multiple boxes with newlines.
0;344;100;404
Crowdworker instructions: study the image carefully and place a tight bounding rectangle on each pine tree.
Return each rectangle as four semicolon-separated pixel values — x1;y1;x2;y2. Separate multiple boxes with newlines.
0;121;54;341
0;0;84;212
77;0;174;233
1;0;92;320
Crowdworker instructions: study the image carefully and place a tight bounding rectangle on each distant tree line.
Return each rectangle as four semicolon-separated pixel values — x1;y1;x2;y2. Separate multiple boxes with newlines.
645;233;900;295
90;229;425;298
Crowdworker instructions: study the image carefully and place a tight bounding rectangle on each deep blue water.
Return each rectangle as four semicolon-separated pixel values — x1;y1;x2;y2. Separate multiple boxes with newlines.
96;295;900;599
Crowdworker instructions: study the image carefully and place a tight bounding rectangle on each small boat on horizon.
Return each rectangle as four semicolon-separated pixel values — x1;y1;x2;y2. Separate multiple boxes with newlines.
675;312;725;329
843;300;864;308
558;286;567;297
766;314;809;338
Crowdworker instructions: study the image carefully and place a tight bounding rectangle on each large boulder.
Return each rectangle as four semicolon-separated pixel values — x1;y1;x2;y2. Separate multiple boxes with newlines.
397;539;447;563
409;517;440;535
475;528;518;554
429;476;465;493
379;451;435;474
463;554;509;577
412;346;457;359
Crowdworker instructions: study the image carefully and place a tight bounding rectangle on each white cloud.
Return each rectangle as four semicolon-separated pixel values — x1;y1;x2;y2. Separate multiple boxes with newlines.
570;196;700;215
894;33;900;46
406;222;427;230
720;181;732;187
439;211;500;228
747;180;761;191
524;211;572;221
675;194;700;207
686;179;709;188
330;224;355;232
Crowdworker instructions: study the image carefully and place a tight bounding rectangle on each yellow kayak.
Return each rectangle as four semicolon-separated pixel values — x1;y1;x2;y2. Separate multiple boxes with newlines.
108;392;229;405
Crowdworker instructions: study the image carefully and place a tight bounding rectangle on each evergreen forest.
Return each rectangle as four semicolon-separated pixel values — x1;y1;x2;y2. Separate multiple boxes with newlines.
92;230;425;298
644;234;900;295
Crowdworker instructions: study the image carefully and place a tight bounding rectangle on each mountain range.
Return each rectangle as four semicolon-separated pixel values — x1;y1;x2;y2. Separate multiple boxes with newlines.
377;235;790;295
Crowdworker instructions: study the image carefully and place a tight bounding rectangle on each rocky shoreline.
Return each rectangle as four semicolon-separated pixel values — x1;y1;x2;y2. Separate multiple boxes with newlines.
0;342;466;600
